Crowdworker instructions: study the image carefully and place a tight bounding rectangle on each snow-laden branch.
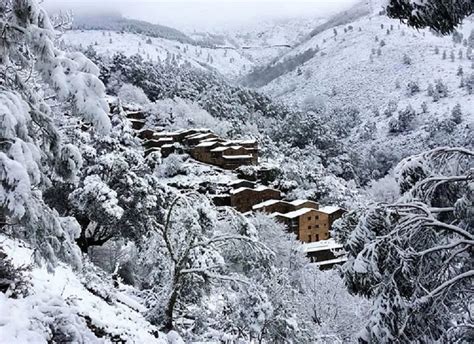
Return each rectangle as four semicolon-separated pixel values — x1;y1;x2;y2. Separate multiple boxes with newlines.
190;234;272;253
416;240;474;256
423;220;473;241
420;270;474;301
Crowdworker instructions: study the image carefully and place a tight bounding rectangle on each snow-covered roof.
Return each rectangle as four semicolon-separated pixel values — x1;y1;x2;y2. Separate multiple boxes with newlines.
252;199;282;210
290;199;317;206
222;155;253;159
211;146;243;152
313;257;347;267
157;137;173;142
161;144;174;148
276;207;316;219
230;185;278;195
155;131;178;137
196;141;219;147
319;206;343;214
238;140;257;145
302;239;344;253
187;133;215;140
229;179;254;186
201;137;222;143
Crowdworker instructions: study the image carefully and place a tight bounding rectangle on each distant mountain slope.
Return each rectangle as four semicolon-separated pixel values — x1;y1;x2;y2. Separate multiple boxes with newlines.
307;1;370;40
252;12;473;184
63;29;256;79
212;16;327;66
73;13;196;45
260;14;473;112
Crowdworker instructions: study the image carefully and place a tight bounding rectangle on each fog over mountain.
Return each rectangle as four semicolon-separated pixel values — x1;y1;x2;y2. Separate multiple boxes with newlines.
44;0;361;31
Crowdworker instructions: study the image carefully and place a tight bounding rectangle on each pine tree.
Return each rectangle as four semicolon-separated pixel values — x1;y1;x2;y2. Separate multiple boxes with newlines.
403;53;412;65
451;103;463;124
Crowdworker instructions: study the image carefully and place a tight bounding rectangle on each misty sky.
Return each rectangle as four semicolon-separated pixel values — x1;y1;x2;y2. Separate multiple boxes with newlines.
43;0;361;31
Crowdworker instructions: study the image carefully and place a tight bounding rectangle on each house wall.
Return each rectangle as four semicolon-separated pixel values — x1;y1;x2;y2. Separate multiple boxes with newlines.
231;189;281;212
296;210;331;243
258;201;295;214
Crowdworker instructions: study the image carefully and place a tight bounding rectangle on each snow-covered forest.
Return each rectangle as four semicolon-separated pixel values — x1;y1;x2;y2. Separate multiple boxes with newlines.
0;0;472;343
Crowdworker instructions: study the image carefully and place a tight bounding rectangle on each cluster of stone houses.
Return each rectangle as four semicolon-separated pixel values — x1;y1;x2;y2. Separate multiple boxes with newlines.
131;117;259;170
213;179;346;245
113;105;347;268
99;105;257;171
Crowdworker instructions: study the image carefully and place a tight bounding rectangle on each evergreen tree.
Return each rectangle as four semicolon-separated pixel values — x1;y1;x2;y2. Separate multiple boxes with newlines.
451;103;463;124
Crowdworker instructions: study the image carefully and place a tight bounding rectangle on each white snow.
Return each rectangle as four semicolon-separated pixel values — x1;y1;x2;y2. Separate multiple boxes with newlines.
252;199;282;210
0;236;171;343
319;206;343;214
276;207;315;219
302;239;343;253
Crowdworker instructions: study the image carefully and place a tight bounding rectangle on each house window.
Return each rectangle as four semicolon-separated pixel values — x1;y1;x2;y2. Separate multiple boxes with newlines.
315;215;319;220
315;224;319;228
316;234;319;241
308;225;312;230
308;216;311;221
308;235;312;242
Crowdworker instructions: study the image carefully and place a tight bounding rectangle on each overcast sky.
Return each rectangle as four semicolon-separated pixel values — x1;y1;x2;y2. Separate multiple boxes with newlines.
43;0;361;31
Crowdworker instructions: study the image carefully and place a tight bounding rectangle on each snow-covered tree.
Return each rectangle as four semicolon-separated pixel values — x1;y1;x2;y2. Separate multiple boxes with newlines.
451;103;463;124
335;147;474;342
386;0;473;34
138;195;268;331
0;0;110;267
49;106;168;252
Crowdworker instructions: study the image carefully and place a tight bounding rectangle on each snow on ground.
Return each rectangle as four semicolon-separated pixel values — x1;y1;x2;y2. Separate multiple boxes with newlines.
63;30;256;79
159;157;238;189
0;236;172;343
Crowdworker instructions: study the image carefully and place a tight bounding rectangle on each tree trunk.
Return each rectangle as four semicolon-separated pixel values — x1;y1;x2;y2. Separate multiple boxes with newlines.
163;287;179;331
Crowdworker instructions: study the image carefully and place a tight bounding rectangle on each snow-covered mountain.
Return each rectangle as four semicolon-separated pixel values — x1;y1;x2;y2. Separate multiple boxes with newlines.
259;14;473;113
63;30;255;79
63;13;326;79
201;16;328;66
242;10;473;184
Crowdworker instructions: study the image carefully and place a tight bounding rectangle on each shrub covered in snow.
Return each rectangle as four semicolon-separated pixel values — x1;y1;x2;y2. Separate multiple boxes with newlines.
157;154;188;178
117;83;150;106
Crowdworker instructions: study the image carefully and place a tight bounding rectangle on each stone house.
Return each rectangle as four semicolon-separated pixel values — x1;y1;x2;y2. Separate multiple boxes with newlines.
137;129;156;140
270;206;345;243
184;132;218;147
271;208;330;243
319;206;346;228
230;186;281;212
